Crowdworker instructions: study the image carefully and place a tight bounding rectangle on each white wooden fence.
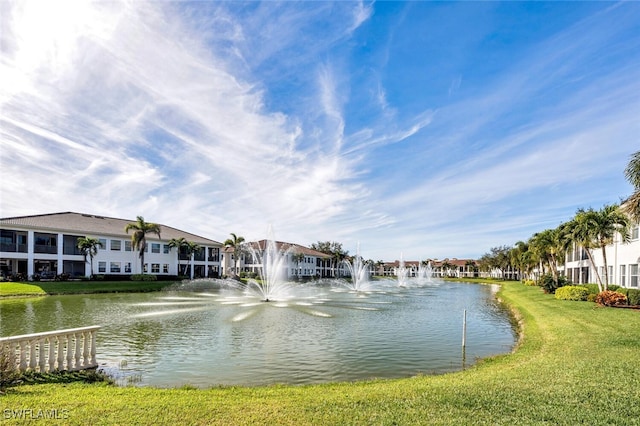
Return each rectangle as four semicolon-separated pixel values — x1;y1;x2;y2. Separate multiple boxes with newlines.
0;326;100;372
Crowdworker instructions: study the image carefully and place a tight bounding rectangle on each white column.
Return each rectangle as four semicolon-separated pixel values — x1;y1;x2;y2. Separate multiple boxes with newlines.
27;230;35;278
57;233;64;274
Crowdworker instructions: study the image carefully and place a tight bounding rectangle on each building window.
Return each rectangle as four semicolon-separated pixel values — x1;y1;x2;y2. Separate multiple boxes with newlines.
630;264;639;288
1;230;28;253
63;235;83;255
631;226;639;241
152;243;160;254
125;262;132;273
151;263;160;273
98;261;106;273
163;264;169;273
111;240;121;251
163;244;170;254
110;262;121;273
620;265;627;287
99;239;107;250
34;233;57;254
124;240;132;251
143;263;148;273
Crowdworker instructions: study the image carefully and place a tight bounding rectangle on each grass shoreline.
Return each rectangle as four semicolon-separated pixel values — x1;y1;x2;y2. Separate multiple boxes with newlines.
2;280;640;424
0;280;179;297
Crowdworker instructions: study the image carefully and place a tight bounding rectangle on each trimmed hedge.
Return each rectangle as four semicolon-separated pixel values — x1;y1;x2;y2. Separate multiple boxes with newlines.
130;274;157;281
555;285;589;301
615;288;640;306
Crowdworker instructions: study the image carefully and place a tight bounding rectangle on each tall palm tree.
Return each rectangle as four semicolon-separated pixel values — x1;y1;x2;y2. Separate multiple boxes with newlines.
529;228;564;284
124;216;161;275
291;251;305;278
223;233;245;278
184;241;201;279
565;205;630;291
622;150;640;221
168;237;188;276
77;236;103;278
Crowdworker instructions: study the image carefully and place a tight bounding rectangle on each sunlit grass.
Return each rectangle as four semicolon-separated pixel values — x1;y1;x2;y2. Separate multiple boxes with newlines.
0;282;47;296
2;281;640;424
0;281;177;297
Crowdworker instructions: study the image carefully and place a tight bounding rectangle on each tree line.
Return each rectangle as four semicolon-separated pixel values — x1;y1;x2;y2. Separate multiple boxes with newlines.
478;151;640;292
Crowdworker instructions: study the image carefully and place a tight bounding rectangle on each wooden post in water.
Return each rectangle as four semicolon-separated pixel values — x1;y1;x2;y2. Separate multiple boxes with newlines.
462;309;467;348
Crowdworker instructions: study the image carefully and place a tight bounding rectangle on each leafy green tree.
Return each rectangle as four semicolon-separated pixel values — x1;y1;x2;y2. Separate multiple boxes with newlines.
124;216;161;275
310;241;348;277
223;233;245;278
77;236;103;278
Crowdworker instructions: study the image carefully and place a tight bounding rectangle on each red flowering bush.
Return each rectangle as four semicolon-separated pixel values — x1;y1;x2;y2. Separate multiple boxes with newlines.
595;290;627;307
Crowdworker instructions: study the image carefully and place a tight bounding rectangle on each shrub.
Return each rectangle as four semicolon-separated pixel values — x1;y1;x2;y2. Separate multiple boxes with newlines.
555;286;589;301
607;284;621;292
581;284;600;295
523;280;536;287
615;288;640;306
540;274;570;294
595;290;627;307
131;274;157;281
587;293;598;303
627;289;640;306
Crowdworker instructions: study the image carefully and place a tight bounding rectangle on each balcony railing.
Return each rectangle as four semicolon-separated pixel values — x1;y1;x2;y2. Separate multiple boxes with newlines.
34;245;57;254
0;326;100;373
0;243;28;253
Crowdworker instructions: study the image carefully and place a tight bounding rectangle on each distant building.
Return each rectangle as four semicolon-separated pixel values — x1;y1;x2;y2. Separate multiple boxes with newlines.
0;212;222;279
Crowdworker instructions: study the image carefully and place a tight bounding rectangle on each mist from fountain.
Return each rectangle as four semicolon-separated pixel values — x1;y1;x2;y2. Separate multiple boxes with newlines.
339;245;372;291
245;238;296;302
396;254;409;287
417;260;433;282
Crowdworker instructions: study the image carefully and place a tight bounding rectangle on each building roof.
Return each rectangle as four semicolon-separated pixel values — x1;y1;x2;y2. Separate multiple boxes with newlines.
0;212;221;246
248;240;332;259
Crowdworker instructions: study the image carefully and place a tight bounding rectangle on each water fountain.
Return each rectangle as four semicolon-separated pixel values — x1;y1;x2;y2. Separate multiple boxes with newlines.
396;254;409;287
244;239;295;302
417;260;433;283
339;245;371;291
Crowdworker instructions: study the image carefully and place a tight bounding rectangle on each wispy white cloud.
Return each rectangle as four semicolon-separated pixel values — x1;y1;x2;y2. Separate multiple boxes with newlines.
0;1;637;262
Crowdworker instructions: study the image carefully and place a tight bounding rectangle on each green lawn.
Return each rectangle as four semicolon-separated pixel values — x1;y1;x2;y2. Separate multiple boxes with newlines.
2;281;640;425
0;280;178;297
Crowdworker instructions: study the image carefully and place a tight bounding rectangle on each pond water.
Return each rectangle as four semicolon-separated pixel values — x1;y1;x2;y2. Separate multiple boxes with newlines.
0;280;516;388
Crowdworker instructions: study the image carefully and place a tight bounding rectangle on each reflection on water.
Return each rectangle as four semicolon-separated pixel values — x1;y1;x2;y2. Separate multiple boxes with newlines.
0;280;516;388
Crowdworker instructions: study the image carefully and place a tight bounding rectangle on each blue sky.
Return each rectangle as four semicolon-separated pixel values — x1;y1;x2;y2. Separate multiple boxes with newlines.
0;1;638;261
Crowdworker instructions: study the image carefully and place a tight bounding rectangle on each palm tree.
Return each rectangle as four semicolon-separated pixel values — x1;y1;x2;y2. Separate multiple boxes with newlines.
529;228;564;284
168;237;188;276
565;205;630;291
77;236;103;278
223;233;245;278
184;241;201;279
622;150;640;221
464;259;477;278
291;251;305;278
124;216;161;275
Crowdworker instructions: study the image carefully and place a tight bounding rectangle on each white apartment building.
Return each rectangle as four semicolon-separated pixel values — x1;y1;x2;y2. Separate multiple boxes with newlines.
564;221;640;288
0;212;223;279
